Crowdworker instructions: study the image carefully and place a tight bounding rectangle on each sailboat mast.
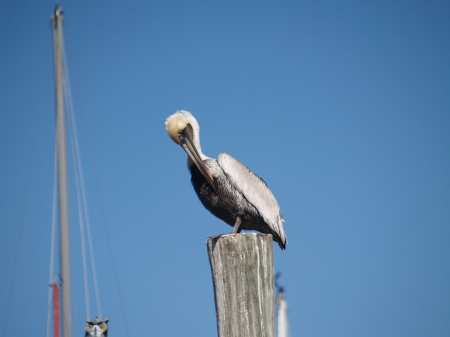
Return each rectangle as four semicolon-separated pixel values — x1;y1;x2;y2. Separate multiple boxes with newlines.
51;7;72;337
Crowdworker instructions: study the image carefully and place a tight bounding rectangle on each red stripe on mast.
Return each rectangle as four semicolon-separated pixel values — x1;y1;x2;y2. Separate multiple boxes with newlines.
52;283;60;337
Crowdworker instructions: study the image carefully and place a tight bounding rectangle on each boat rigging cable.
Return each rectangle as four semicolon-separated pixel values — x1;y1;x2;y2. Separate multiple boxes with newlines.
45;12;131;336
64;42;103;319
63;31;132;337
43;24;104;322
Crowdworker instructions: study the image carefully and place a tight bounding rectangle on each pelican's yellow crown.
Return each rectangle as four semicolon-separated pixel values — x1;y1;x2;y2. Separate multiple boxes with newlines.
165;110;197;145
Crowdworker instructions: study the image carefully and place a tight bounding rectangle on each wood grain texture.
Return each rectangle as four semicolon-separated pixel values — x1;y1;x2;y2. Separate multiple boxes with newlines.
207;233;275;337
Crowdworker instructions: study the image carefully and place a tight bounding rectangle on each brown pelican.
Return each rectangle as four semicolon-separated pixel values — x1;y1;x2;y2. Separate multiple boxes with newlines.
165;110;287;249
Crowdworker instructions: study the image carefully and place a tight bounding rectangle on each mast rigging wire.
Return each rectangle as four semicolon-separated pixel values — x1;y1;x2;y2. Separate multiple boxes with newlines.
44;12;131;336
77;92;132;337
64;55;91;319
63;31;131;337
62;38;103;318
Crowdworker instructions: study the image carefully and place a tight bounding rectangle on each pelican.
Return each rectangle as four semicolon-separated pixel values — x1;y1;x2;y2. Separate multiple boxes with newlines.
165;110;287;249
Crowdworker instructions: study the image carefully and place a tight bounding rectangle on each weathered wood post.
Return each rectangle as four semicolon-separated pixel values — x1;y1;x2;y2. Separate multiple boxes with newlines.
207;233;275;337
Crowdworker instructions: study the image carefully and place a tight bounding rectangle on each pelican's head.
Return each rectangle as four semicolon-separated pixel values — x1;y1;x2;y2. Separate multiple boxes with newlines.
165;110;217;192
165;110;200;146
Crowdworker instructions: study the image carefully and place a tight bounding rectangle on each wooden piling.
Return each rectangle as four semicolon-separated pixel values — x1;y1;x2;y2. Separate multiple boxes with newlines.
207;233;275;337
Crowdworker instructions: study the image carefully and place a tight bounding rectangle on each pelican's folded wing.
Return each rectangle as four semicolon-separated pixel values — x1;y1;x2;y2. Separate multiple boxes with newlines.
217;152;286;244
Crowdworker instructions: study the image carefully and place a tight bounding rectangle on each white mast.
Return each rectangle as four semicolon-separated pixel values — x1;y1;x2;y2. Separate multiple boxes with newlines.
276;289;289;337
51;7;72;337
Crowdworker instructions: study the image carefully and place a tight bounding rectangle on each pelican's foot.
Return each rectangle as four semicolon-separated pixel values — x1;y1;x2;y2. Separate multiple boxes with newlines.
208;231;241;243
209;234;225;241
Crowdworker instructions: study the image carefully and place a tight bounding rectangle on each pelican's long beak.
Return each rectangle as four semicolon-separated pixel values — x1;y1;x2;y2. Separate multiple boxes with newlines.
178;124;218;193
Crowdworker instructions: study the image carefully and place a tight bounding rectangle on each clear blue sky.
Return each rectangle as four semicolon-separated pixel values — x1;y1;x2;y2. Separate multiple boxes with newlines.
1;1;449;336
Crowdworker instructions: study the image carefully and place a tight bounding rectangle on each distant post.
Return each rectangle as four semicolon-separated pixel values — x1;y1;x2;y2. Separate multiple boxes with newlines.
207;233;275;337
